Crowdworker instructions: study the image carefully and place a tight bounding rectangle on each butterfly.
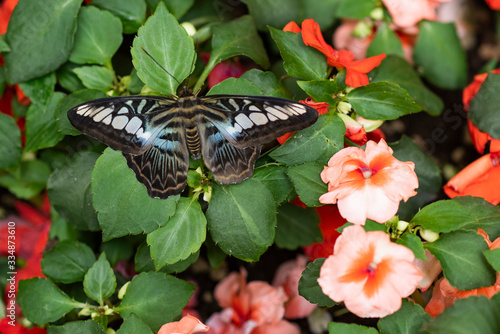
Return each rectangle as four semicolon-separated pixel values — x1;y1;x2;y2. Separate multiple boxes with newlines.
68;93;318;199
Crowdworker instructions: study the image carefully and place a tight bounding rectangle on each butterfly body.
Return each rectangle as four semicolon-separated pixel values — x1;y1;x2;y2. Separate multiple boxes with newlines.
68;94;318;199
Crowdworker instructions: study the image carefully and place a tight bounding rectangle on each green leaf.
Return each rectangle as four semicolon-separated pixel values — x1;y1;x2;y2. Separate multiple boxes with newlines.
90;0;146;34
242;0;300;31
0;66;5;97
100;238;135;267
270;113;344;166
207;77;264;96
69;6;123;65
92;148;179;240
421;297;500;334
0;159;51;199
329;322;378;334
269;27;327;81
163;0;194;19
390;136;442;220
370;55;444;116
205;234;227;269
57;63;86;93
469;73;500;139
55;89;107;136
4;0;81;84
240;69;291;98
24;91;65;152
298;258;336;307
48;320;106;334
336;0;377;19
0;113;21;169
413;21;467;89
425;231;495;290
396;233;426;261
131;2;195;96
134;242;199;274
297;80;340;105
18;278;82;325
73;66;114;91
253;164;295;204
19;73;56;105
367;22;404;58
147;196;207;269
411;197;500;237
41;240;96;283
84;253;116;305
377;299;431;334
286;162;328;207
275;203;322;249
484;248;500;272
196;15;269;92
302;0;341;30
47;151;101;231
116;314;153;334
206;179;276;262
0;35;10;52
347;81;422;120
116;272;195;331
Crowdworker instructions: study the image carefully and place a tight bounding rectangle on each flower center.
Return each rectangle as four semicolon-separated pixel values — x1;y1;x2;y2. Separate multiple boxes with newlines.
359;166;372;179
365;261;377;275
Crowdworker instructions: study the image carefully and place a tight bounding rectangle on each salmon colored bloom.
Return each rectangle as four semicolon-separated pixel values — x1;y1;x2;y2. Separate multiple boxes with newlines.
277;98;328;145
444;153;500;205
319;139;418;225
158;314;209;334
485;0;500;10
206;270;299;334
413;249;442;292
318;225;424;318
283;19;385;87
463;70;500;154
272;255;316;319
303;205;345;260
381;0;451;28
425;229;500;317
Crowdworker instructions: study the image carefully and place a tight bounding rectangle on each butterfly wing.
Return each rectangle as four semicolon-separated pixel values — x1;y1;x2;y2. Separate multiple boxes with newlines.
67;96;176;155
197;119;261;185
68;96;190;198
199;95;319;148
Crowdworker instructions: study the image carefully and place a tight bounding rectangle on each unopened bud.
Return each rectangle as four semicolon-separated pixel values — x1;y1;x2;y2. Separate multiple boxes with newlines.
337;101;352;114
420;229;440;242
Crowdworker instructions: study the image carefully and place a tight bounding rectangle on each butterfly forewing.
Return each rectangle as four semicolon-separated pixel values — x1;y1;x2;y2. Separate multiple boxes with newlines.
68;93;319;199
199;95;318;148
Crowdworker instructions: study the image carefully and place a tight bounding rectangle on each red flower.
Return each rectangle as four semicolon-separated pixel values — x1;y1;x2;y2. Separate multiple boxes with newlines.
277;98;329;144
0;318;46;334
285;19;386;87
463;70;500;154
0;0;18;35
485;0;500;10
444;152;500;205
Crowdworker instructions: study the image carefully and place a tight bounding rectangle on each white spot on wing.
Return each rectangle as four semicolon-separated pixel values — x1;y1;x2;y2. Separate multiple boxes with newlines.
76;105;90;116
102;115;112;125
228;99;239;110
265;107;288;120
249;112;268;125
87;107;106;117
137;99;147;113
248;104;260;111
93;108;114;122
267;113;278;121
111;115;129;130
117;107;128;115
235;114;253;129
290;104;307;114
125;117;142;134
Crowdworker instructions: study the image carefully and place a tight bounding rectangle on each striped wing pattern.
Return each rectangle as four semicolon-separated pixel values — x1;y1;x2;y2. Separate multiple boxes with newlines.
68;94;318;199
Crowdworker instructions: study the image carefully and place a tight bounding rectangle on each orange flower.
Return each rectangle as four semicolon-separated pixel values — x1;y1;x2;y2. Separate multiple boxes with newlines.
158;314;209;334
0;317;46;333
381;0;451;28
0;0;18;35
318;225;424;318
319;139;418;225
463;70;500;154
206;270;299;334
272;255;316;319
277;98;329;145
485;0;500;10
425;229;500;317
283;19;385;87
338;113;368;146
444;152;500;205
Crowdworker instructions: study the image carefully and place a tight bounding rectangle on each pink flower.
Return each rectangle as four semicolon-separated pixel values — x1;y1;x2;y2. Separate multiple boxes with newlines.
319;139;418;225
206;270;299;334
272;256;316;319
382;0;451;28
158;314;209;334
413;249;442;292
318;225;424;318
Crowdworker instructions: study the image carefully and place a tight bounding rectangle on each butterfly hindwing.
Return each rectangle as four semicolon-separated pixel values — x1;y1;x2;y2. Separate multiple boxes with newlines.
123;122;190;199
199;95;319;148
197;120;261;184
67;96;177;155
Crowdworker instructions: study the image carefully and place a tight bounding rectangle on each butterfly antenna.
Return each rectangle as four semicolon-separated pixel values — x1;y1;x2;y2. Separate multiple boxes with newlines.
141;47;182;87
184;51;197;91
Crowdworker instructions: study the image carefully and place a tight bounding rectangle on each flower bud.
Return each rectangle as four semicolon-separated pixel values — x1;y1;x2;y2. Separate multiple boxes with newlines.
420;229;440;242
118;281;129;300
337;101;352;114
181;22;196;36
